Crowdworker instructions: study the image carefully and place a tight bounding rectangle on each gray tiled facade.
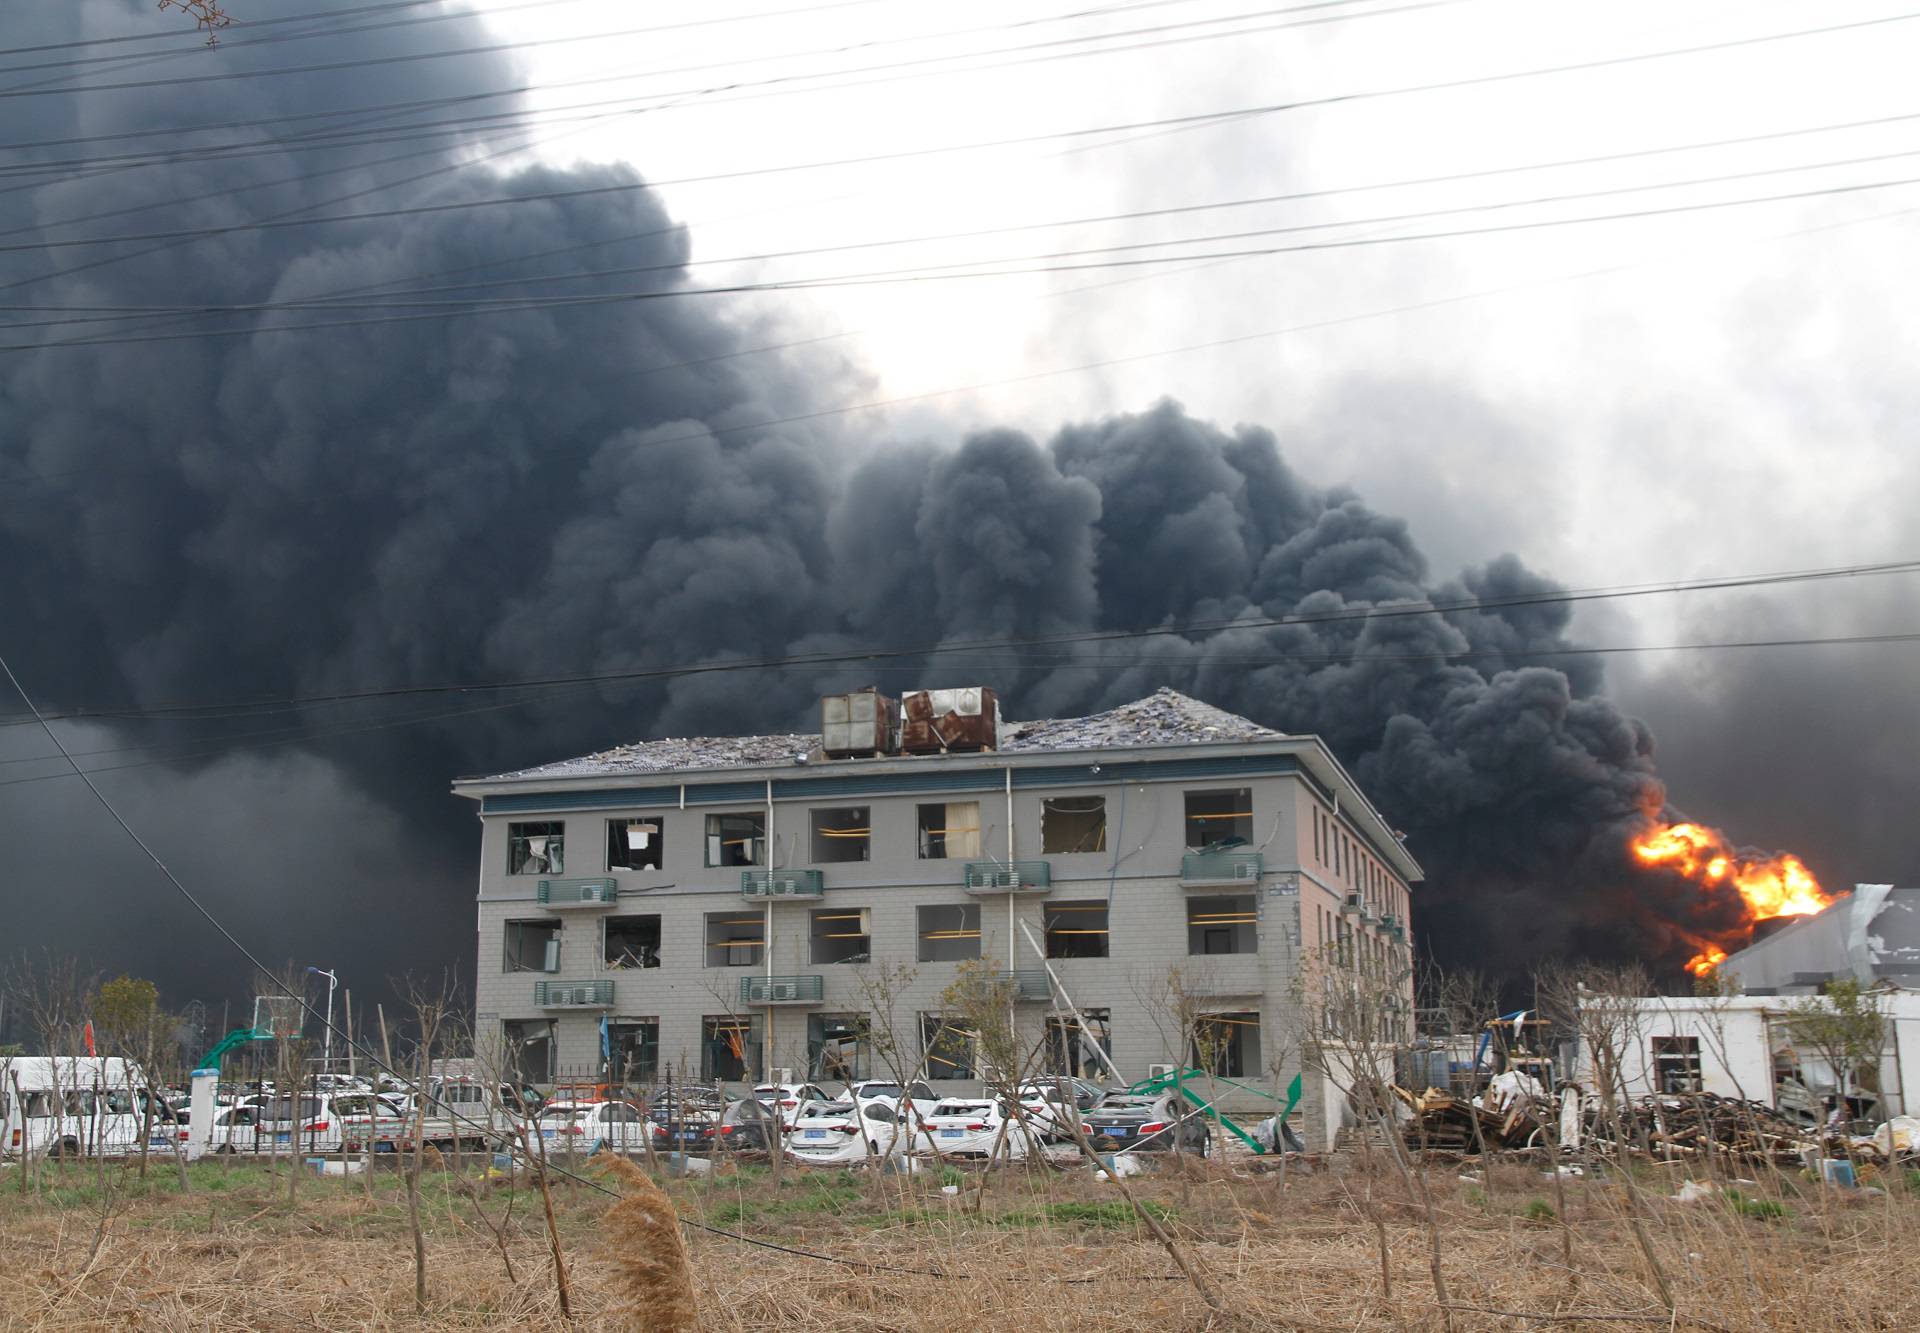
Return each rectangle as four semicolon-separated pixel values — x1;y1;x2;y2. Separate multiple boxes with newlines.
455;692;1419;1149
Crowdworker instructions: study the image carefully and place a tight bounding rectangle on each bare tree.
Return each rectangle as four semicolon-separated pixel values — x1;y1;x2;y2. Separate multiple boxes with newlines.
398;973;459;1314
157;0;232;46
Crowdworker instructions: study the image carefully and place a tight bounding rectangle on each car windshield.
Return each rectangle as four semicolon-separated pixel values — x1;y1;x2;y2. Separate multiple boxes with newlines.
1096;1098;1157;1112
537;1106;584;1122
855;1083;902;1099
804;1102;853;1118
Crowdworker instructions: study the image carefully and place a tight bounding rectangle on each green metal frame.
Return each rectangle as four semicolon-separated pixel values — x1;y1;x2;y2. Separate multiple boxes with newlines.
194;1027;276;1074
1127;1066;1304;1155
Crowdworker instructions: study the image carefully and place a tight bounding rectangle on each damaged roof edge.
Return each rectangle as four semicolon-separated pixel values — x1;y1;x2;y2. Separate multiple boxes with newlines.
452;734;1423;884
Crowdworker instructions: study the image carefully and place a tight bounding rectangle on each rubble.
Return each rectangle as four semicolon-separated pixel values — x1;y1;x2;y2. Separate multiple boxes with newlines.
475;687;1287;782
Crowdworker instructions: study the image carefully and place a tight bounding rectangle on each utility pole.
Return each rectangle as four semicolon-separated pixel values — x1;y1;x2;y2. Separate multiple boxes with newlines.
306;967;338;1074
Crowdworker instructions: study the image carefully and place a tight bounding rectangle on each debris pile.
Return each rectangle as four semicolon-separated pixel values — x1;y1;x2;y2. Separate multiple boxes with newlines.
1394;1084;1546;1152
1602;1094;1813;1164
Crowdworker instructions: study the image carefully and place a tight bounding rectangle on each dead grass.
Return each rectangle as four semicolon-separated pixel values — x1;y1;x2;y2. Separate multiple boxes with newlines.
1;1154;1916;1330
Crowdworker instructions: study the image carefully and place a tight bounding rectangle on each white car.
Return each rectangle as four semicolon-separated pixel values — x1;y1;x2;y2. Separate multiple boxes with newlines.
752;1082;833;1128
200;1104;264;1155
243;1092;347;1154
915;1099;1023;1160
535;1100;663;1154
844;1079;939;1131
785;1100;903;1165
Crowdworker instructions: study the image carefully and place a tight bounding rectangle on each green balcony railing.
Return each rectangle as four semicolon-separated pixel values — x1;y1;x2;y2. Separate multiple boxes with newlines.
534;979;614;1008
991;970;1054;1002
963;860;1052;892
739;974;824;1005
1180;849;1264;885
740;869;825;899
537;877;617;907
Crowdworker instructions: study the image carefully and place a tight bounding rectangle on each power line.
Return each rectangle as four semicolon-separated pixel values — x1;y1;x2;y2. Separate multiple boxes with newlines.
5;558;1912;728
0;2;1888;177
0;0;1447;101
8;168;1920;346
2;628;1917;785
14;138;1920;326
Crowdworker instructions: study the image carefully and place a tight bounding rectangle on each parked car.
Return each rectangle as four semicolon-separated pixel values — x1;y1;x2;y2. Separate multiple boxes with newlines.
535;1100;661;1154
786;1100;903;1165
844;1079;939;1134
200;1104;263;1155
243;1092;356;1154
915;1099;1021;1160
651;1096;777;1153
1013;1078;1108;1140
1083;1093;1208;1153
752;1082;832;1128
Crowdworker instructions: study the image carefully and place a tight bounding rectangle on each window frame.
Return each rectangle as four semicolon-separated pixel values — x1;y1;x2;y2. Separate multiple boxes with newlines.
1184;788;1253;848
502;918;560;973
602;914;662;970
921;1012;975;1080
916;800;982;860
1186;893;1258;956
701;1014;763;1084
704;811;765;868
506;820;565;876
808;806;872;864
606;816;664;873
808;907;872;965
1043;899;1110;959
703;910;765;968
916;902;982;962
1040;795;1108;855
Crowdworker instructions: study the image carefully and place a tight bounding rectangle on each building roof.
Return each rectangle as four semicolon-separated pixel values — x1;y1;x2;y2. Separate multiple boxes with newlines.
473;687;1288;783
1723;885;1920;995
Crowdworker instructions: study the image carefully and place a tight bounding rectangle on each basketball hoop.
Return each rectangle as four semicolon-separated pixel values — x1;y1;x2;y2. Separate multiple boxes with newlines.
252;995;303;1040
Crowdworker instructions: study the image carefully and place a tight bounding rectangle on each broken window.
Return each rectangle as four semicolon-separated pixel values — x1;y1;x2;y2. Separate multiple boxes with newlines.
702;1015;763;1083
503;919;560;973
1187;895;1258;956
917;903;981;962
507;820;564;875
1652;1036;1704;1093
921;1013;974;1079
1045;1010;1112;1078
807;1014;871;1082
810;907;872;965
917;800;982;859
502;1018;555;1085
1185;788;1252;848
1041;796;1106;854
603;915;662;970
809;806;871;863
607;817;664;872
606;1021;659;1083
704;911;764;967
1190;1012;1261;1078
705;812;765;867
1044;900;1109;959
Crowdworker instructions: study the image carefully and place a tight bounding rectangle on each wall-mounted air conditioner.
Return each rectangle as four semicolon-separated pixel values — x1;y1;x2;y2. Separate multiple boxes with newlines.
1147;1064;1175;1080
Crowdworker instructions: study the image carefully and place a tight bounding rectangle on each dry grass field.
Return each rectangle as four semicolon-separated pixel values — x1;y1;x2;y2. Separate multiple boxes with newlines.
1;1151;1916;1330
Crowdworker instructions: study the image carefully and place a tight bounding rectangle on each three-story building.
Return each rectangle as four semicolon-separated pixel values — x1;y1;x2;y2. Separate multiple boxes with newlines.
454;687;1419;1146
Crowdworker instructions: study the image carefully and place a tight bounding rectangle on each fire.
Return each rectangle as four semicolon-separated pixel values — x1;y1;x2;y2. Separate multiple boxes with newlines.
1631;820;1835;975
1684;945;1728;978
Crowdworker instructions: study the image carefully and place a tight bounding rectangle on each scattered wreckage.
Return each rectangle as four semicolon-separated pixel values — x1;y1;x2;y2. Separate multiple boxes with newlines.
1395;1074;1920;1168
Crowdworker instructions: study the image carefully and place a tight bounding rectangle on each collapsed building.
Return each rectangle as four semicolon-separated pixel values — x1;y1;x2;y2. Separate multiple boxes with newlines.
452;687;1420;1149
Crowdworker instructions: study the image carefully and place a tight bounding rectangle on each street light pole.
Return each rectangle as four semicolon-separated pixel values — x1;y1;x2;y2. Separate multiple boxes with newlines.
306;967;338;1075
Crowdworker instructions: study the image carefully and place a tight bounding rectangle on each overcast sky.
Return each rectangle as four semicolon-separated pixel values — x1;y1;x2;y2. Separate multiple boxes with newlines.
2;0;1916;1021
464;0;1920;844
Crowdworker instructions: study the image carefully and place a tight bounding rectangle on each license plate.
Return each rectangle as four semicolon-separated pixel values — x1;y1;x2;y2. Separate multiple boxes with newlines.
275;1132;291;1145
940;1128;964;1138
541;1128;557;1139
1097;1126;1130;1136
804;1130;826;1140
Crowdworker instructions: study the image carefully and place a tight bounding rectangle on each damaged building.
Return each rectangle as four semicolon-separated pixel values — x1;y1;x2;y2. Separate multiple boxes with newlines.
454;687;1420;1148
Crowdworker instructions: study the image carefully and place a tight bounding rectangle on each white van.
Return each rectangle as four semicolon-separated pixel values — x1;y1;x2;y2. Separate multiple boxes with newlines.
1;1057;153;1159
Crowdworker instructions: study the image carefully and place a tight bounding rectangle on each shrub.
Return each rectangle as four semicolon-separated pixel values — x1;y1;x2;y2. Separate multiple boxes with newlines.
1523;1198;1555;1223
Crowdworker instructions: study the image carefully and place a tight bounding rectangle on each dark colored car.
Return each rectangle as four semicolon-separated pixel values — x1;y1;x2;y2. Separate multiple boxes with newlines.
1084;1094;1209;1152
650;1096;776;1153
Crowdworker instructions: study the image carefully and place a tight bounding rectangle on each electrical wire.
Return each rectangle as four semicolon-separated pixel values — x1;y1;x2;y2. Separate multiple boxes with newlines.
2;557;1911;731
7;167;1920;348
14;140;1920;326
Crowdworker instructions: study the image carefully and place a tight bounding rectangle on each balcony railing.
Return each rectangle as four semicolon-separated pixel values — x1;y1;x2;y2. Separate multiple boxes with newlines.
990;970;1054;1002
739;974;824;1005
1180;849;1264;885
740;869;825;900
537;877;617;907
963;860;1052;893
534;979;614;1008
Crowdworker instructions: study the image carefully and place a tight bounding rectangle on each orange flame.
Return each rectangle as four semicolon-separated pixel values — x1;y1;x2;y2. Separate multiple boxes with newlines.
1684;945;1728;978
1632;820;1835;974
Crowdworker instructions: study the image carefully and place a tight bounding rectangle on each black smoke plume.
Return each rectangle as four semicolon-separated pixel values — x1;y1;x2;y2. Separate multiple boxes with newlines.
0;2;1743;1009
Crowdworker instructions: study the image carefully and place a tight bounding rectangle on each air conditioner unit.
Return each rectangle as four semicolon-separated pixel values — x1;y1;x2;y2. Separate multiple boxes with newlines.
1147;1064;1175;1080
767;983;797;1002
